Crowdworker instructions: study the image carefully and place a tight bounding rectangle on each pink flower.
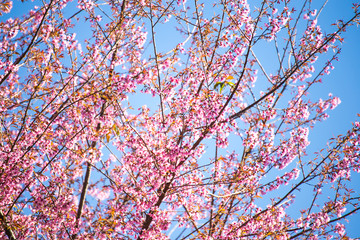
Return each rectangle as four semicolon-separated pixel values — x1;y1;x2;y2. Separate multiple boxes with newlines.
330;95;341;109
334;223;345;236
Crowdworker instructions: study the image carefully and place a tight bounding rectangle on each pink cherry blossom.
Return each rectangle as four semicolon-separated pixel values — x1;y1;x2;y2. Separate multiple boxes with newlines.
0;0;359;239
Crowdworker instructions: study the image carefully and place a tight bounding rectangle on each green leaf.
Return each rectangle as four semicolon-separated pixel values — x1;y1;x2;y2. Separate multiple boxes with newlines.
214;80;234;93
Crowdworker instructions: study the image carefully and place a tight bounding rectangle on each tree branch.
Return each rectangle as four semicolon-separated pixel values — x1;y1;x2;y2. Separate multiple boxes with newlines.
0;211;16;240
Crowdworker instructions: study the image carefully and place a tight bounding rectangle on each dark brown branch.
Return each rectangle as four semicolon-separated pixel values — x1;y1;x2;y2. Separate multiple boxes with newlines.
72;2;127;236
0;211;16;240
73;102;107;238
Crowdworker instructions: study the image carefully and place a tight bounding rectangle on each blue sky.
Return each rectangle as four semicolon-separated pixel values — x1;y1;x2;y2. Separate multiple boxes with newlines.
2;0;360;238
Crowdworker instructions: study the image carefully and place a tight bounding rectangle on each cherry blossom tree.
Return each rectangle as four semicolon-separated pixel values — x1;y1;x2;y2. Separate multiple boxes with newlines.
1;0;359;239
